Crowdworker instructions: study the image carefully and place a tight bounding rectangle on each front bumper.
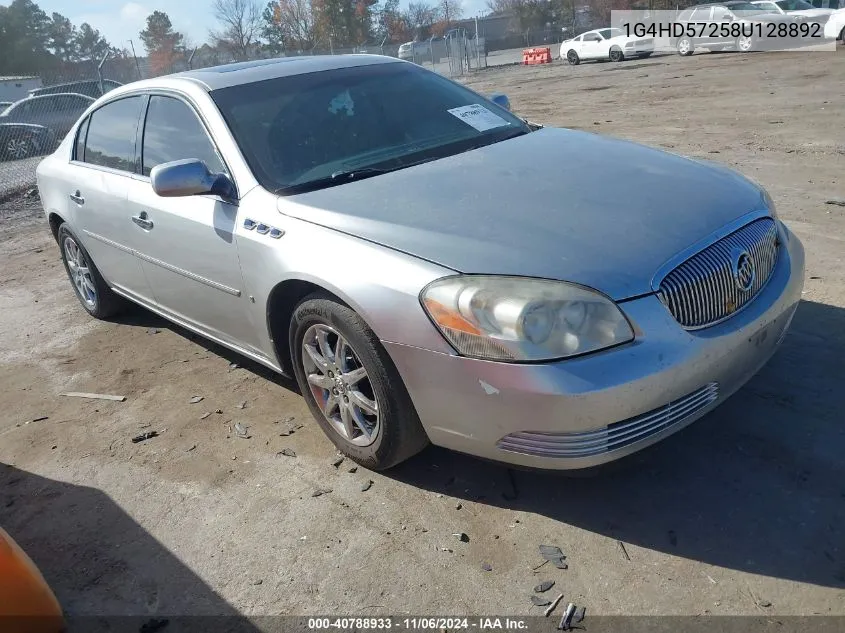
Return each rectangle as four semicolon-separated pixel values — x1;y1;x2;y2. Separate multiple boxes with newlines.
625;40;654;55
385;223;804;470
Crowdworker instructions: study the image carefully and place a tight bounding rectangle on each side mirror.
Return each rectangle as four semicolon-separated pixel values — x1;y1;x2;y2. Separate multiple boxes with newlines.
489;93;511;111
150;158;236;202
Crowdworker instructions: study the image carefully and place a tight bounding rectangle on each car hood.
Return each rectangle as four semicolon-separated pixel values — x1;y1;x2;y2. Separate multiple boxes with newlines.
278;127;767;300
792;8;834;16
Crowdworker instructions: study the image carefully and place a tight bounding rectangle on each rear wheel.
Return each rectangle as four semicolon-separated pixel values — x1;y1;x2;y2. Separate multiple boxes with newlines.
57;224;124;319
677;37;693;56
609;46;624;62
736;34;754;52
290;294;429;470
566;49;580;65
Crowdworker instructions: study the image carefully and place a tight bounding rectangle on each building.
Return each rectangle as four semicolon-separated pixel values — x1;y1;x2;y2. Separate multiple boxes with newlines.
0;76;42;103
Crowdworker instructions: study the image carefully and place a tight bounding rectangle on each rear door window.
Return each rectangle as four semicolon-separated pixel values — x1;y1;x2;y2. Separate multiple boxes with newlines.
83;96;143;172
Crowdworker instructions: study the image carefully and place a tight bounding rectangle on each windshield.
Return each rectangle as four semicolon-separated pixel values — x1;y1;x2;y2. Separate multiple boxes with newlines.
778;0;815;8
211;62;530;193
730;2;772;14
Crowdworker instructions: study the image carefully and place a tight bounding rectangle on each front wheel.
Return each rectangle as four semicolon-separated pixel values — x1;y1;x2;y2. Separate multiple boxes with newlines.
566;49;580;65
290;295;429;470
4;136;34;161
609;46;624;62
677;37;694;56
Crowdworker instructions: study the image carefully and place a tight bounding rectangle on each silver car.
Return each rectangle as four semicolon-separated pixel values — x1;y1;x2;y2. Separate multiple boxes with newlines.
36;56;804;471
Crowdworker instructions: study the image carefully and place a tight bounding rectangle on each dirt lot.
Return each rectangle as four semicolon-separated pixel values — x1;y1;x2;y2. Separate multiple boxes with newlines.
1;49;844;622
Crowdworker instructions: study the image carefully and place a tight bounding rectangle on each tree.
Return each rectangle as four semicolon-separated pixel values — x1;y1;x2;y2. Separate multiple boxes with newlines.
264;0;315;50
75;23;113;62
439;0;462;26
47;12;78;62
404;1;440;37
484;0;553;32
0;0;53;75
210;0;264;61
140;11;185;75
376;0;411;43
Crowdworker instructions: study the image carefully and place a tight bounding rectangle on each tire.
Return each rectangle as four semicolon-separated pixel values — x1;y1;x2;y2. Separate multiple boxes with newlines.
290;294;429;470
57;223;124;319
566;49;580;65
736;34;754;52
609;46;624;62
677;37;694;56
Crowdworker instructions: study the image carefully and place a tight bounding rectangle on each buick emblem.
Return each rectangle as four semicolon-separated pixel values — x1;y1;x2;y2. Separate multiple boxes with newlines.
732;250;755;292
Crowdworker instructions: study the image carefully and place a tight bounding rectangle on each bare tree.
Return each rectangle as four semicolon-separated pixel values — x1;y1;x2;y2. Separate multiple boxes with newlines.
439;0;463;25
265;0;315;49
210;0;263;61
405;1;440;31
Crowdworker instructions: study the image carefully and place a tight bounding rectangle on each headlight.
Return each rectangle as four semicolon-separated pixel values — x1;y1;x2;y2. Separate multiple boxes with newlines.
421;276;634;362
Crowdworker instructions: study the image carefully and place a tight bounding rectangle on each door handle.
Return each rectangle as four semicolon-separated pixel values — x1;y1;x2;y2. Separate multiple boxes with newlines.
131;211;154;230
69;190;84;205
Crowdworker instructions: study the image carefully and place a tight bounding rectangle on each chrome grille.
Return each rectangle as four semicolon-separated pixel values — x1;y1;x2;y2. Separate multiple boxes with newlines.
497;383;719;459
658;218;779;329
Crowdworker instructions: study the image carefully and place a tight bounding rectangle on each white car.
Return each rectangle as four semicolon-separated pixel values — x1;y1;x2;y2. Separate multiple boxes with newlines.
561;28;654;65
751;0;834;19
823;7;845;37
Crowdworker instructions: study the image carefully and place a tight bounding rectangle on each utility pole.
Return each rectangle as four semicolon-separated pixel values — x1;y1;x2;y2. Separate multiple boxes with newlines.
129;40;142;79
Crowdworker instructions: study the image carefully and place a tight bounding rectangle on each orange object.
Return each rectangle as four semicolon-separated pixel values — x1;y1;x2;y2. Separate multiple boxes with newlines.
0;526;64;633
522;47;552;65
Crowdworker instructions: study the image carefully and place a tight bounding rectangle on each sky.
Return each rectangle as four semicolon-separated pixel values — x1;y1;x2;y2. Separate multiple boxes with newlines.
0;0;491;53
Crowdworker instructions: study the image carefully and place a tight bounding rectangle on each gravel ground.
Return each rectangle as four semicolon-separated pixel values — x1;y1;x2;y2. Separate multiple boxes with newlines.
0;156;41;203
1;48;844;623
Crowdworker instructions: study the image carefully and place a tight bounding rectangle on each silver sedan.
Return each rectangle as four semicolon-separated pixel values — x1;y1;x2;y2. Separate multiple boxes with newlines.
36;55;804;470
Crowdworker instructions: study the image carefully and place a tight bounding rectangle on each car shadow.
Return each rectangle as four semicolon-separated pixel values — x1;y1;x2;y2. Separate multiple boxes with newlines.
386;299;845;589
102;297;844;589
106;304;301;395
0;464;264;631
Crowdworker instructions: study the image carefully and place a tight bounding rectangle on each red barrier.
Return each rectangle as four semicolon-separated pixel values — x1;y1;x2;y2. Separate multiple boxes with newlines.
522;47;552;65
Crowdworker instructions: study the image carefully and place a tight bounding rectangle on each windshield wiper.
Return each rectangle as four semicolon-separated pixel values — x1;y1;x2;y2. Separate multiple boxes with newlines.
276;167;390;195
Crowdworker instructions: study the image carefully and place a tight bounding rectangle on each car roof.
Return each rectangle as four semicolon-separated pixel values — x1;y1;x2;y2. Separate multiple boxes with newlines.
24;92;95;102
165;55;401;91
686;1;745;7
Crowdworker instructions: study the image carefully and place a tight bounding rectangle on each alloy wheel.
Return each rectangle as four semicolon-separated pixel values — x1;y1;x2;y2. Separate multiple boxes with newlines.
63;236;97;309
677;38;691;55
6;138;30;160
301;323;380;446
738;36;753;52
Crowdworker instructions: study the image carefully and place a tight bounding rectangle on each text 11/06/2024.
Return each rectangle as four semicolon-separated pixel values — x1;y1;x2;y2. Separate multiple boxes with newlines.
306;617;530;630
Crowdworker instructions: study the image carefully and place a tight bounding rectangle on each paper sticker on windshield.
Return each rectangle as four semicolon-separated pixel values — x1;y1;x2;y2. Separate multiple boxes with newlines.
447;104;510;132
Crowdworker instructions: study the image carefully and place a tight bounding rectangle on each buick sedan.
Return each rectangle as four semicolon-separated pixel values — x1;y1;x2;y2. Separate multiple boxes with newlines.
36;56;804;470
